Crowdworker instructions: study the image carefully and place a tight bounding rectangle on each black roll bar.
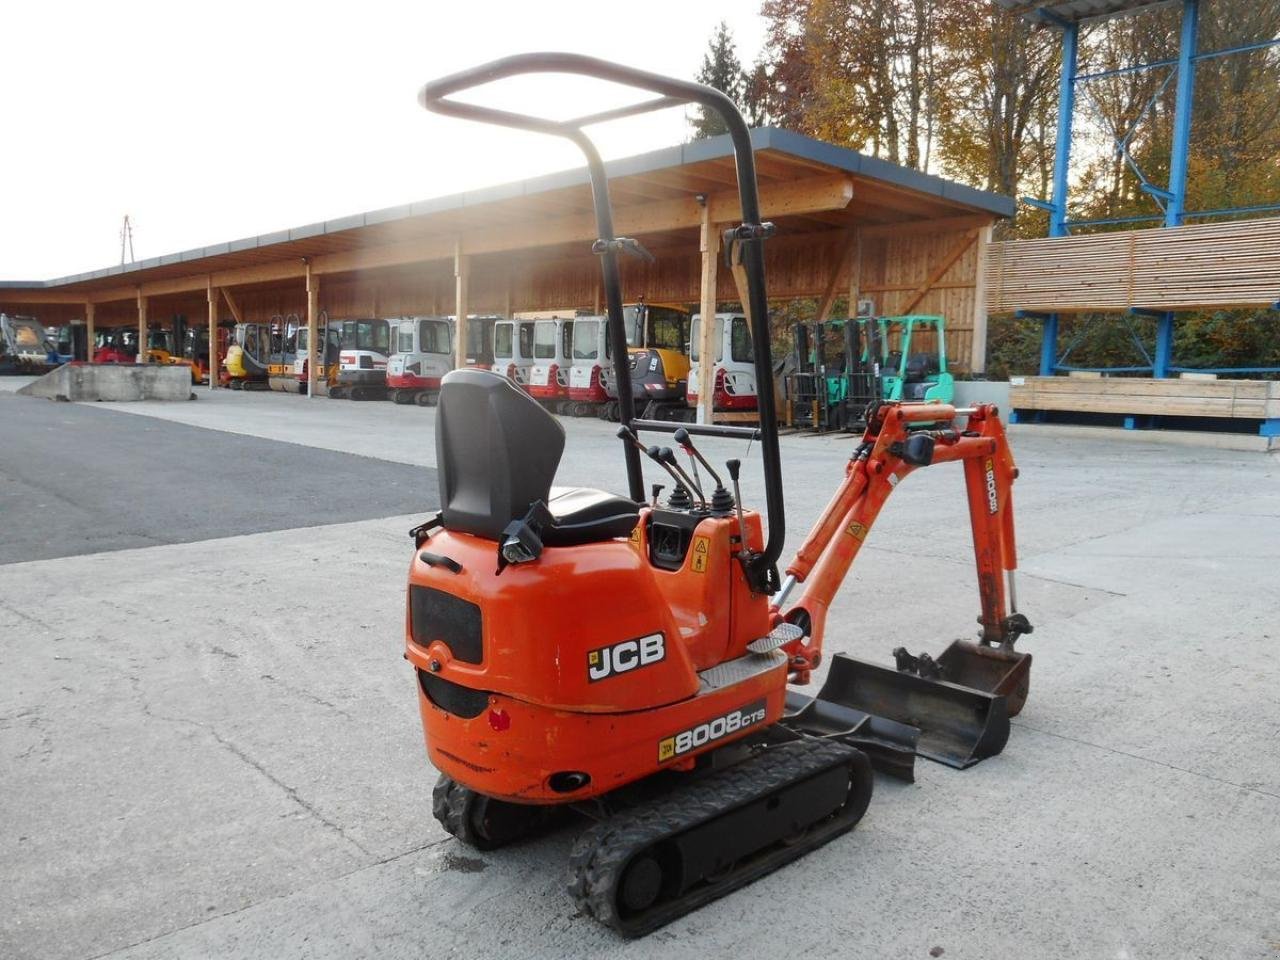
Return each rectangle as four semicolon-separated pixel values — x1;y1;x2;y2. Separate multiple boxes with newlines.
632;419;761;441
420;53;785;590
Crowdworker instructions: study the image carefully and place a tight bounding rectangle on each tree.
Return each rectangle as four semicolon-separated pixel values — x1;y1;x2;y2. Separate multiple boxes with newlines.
690;22;747;139
933;0;1058;206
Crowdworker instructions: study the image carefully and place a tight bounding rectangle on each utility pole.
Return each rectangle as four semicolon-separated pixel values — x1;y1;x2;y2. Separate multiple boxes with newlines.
120;215;136;265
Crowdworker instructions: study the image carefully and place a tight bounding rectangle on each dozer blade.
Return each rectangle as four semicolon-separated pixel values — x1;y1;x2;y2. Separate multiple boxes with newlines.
783;690;919;782
816;653;1010;769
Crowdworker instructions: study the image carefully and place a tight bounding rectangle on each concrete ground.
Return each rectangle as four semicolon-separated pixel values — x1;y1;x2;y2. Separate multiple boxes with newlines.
2;382;1278;960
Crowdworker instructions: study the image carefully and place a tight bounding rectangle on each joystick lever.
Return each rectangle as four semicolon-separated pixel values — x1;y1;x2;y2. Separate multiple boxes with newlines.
656;447;705;508
676;427;734;514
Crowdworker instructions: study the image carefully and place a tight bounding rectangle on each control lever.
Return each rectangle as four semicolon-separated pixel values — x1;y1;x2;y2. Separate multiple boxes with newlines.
615;426;694;508
673;428;724;487
656;447;705;509
726;459;749;558
675;427;734;514
650;483;664;508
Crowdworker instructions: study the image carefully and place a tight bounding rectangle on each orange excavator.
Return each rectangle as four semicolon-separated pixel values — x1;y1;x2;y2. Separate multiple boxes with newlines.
404;54;1034;936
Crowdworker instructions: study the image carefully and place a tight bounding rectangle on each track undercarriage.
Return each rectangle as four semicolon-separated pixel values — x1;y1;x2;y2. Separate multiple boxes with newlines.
434;734;873;937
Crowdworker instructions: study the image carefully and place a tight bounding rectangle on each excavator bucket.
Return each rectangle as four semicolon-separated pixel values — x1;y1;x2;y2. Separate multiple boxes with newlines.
813;652;1012;769
935;640;1032;718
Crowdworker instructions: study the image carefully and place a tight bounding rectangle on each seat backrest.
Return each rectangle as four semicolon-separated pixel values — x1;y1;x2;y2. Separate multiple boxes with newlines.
905;352;938;381
435;368;565;540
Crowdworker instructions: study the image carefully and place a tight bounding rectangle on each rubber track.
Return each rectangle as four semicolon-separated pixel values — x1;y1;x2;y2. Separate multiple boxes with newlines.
567;738;871;937
433;774;487;848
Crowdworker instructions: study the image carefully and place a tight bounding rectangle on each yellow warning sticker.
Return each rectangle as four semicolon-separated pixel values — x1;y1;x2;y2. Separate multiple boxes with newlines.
658;737;676;762
845;521;868;541
691;536;710;573
628;525;641;547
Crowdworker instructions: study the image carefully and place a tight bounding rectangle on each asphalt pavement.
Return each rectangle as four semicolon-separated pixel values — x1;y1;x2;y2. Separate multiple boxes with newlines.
0;391;435;563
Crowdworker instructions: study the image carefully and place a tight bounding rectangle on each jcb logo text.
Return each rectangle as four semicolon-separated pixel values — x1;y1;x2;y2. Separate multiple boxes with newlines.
587;633;665;682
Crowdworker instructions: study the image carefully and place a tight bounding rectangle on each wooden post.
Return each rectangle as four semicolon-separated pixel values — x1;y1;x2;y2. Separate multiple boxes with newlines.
697;205;719;425
136;291;148;363
454;241;469;369
207;282;218;390
85;302;95;361
305;264;319;398
969;224;994;375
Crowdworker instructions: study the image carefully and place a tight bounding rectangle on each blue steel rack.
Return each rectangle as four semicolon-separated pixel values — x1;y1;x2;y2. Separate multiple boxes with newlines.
1009;0;1280;380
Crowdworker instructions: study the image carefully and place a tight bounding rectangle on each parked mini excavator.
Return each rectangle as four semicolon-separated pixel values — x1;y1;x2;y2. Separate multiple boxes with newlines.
405;54;1035;937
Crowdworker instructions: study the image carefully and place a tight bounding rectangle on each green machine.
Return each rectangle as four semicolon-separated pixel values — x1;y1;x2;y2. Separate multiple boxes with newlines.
878;315;954;404
785;314;953;432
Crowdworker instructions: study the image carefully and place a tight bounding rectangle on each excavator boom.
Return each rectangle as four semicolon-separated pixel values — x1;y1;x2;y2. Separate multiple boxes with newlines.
778;401;1033;769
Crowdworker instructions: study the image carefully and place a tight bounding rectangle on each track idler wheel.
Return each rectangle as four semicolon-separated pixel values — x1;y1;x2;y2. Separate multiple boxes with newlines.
432;775;553;851
415;391;438;407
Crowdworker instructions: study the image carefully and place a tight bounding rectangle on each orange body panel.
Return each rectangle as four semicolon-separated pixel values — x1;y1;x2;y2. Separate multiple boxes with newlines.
417;678;786;803
405;505;779;802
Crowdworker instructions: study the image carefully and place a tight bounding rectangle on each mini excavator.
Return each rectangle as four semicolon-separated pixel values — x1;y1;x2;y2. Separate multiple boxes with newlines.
404;54;1034;937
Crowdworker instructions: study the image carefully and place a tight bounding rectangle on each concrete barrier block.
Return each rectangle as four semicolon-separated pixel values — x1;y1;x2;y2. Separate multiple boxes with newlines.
953;380;1011;409
17;364;194;402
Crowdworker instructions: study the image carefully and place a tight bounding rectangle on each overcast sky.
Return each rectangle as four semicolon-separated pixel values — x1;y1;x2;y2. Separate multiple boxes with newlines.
1;1;767;281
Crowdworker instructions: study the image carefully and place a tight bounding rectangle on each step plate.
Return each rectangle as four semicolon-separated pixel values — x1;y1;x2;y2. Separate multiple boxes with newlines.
698;649;787;692
746;623;805;655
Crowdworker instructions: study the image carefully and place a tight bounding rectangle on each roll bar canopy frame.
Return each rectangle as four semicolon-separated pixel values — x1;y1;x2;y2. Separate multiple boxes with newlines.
420;53;785;590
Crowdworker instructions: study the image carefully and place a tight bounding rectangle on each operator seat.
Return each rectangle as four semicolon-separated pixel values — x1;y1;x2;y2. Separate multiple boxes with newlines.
434;368;639;546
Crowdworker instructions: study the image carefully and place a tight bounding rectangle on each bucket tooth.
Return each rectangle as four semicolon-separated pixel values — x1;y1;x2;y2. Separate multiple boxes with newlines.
815;653;1011;769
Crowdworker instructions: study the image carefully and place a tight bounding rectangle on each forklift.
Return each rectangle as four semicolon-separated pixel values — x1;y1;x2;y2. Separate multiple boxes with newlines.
408;54;1034;936
786;315;953;431
879;315;954;404
785;317;882;432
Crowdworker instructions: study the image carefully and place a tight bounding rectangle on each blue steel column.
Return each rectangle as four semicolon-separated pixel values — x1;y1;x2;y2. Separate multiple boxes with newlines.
1039;314;1060;376
1154;313;1175;378
1041;19;1078;379
1166;0;1200;227
1049;20;1079;238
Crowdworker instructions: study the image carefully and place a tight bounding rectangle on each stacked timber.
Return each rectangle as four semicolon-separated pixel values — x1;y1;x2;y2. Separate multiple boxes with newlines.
1009;376;1280;420
986;216;1280;314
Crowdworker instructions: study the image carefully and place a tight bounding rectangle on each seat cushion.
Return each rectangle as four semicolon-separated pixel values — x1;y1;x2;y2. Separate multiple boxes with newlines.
543;487;640;547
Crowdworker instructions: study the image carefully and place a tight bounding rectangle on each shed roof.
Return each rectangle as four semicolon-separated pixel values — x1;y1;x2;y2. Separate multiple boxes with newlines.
0;127;1011;303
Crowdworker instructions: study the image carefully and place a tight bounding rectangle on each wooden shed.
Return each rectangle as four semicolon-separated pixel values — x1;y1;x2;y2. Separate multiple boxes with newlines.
0;128;1013;416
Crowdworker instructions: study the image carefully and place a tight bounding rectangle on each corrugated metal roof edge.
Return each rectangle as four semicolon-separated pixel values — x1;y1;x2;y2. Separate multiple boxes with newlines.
10;127;1013;290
